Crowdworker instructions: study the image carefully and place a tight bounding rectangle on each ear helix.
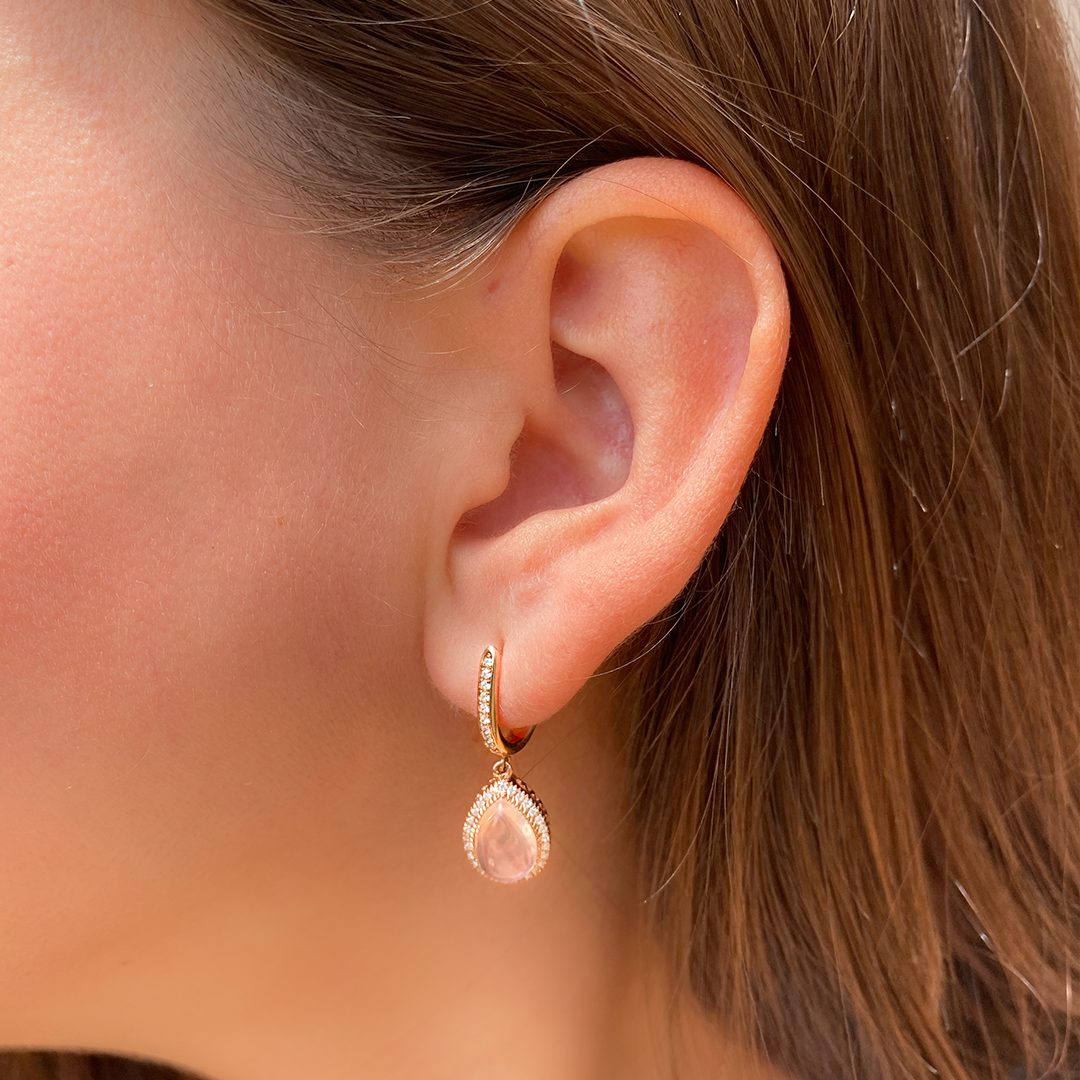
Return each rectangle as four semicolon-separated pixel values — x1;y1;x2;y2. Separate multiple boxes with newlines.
462;646;551;883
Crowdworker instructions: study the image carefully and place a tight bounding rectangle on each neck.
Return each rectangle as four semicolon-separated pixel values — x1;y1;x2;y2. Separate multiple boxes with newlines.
4;685;781;1080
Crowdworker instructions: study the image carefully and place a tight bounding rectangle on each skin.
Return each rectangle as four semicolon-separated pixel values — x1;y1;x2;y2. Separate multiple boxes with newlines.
0;2;789;1078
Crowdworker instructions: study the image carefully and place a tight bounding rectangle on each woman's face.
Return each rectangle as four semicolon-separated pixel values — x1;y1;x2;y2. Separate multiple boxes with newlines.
0;0;474;1043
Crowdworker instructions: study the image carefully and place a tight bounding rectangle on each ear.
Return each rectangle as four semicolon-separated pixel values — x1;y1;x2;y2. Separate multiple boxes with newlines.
423;158;788;728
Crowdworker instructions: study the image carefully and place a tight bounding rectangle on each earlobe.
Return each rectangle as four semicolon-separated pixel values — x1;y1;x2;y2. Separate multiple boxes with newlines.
424;158;789;729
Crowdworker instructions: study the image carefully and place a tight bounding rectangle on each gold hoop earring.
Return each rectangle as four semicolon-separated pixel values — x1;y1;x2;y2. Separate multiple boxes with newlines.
462;646;550;883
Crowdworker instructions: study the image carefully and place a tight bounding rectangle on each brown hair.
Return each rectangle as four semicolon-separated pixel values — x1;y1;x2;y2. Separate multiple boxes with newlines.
5;0;1078;1077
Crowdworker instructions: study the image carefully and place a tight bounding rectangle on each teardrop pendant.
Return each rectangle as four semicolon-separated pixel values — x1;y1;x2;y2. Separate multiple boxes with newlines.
463;647;550;883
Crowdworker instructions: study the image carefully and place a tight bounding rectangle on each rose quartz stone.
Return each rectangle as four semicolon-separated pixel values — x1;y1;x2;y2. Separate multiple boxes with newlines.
475;798;538;883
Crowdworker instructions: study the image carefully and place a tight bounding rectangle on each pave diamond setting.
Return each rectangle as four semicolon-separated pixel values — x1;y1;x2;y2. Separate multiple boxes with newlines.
463;771;550;883
477;647;500;755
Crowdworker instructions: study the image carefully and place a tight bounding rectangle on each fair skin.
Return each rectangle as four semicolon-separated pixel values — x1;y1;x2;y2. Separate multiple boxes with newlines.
0;2;788;1079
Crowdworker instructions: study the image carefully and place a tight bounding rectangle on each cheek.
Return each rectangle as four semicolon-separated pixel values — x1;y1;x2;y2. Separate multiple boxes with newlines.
0;60;417;859
0;2;447;1018
0;92;177;675
0;200;176;642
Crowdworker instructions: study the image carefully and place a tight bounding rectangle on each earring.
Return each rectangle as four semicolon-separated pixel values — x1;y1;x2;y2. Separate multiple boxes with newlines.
462;646;550;883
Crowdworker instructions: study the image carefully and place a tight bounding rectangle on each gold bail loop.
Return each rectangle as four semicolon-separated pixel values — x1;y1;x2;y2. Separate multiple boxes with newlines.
476;646;534;756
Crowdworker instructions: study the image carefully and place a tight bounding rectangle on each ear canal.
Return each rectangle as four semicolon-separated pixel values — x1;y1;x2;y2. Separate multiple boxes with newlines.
456;342;633;540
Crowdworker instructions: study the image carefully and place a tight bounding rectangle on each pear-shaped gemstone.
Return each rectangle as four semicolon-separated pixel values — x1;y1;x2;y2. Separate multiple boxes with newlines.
475;797;538;883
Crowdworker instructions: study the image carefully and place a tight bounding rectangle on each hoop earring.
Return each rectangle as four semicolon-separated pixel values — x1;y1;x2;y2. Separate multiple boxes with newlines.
462;646;550;883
